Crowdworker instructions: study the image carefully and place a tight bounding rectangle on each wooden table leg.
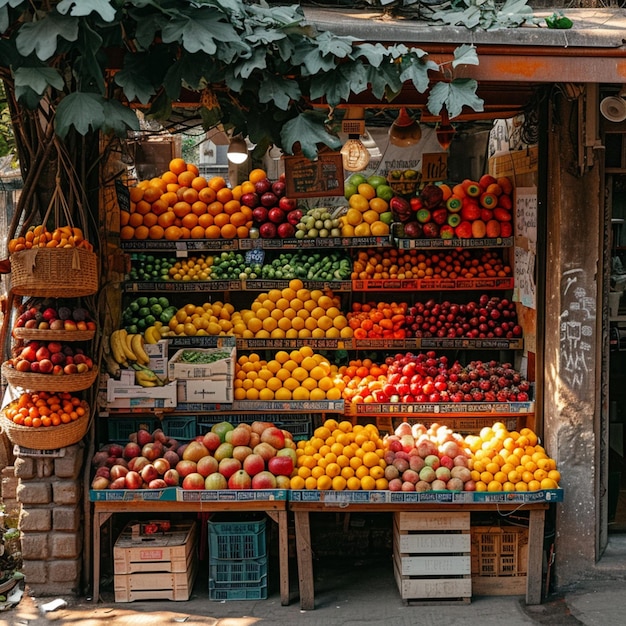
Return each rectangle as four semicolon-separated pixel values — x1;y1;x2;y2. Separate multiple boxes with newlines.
92;510;113;603
267;510;290;605
294;510;314;610
525;507;546;604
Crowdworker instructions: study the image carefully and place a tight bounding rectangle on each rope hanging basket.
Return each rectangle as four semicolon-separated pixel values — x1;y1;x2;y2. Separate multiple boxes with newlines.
1;362;99;393
12;327;96;342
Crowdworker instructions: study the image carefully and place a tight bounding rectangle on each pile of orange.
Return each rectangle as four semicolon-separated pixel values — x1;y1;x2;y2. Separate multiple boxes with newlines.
165;301;240;337
234;346;342;402
340;182;391;238
4;391;87;428
120;161;274;241
351;248;512;281
8;225;92;253
347;301;409;340
238;279;352;340
291;419;388;490
464;423;561;492
337;358;389;406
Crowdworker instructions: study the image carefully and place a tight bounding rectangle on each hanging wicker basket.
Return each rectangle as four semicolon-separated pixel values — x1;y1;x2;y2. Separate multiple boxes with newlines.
12;327;96;342
10;247;98;297
0;404;90;450
1;362;98;392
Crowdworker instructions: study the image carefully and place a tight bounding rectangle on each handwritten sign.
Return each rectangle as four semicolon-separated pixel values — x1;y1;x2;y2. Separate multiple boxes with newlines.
422;153;448;182
284;153;344;198
515;187;537;247
115;179;131;213
514;246;536;309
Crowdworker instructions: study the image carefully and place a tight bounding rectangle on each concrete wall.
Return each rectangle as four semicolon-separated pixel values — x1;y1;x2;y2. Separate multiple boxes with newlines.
544;90;605;587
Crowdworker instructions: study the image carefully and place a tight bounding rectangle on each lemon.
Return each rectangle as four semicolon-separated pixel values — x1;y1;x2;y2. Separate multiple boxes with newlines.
345;208;363;226
354;222;371;237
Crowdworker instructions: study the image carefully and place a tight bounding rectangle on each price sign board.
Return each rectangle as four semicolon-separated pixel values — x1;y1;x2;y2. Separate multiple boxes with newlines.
284;152;344;198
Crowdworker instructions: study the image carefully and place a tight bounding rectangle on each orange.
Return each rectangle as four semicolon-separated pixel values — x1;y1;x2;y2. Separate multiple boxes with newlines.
208;176;227;191
221;224;237;239
135;200;152;215
148;225;165;239
213;212;230;228
231;185;243;201
205;225;221;239
161;191;178;207
180;226;191;239
178;170;195;188
189;225;205;239
149;177;167;193
157;211;177;228
248;169;268;184
182;187;199;204
241;181;255;194
368;197;388;214
142;212;158;228
142;186;163;204
120;210;130;226
223;199;240;214
199;187;216;204
207;201;225;217
150;198;168;215
172;201;192;218
191;176;208;191
120;225;135;240
236;225;249;238
181;213;199;229
166;182;180;193
216;187;233;204
164;225;183;240
229;212;247;228
128;212;144;227
187;162;199;176
161;171;179;185
198;213;214;228
129;186;144;203
134;225;149;240
169;158;187;175
191;201;208;216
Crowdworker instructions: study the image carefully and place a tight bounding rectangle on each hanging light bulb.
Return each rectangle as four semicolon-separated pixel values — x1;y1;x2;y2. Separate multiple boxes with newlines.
227;135;249;164
341;135;371;171
436;108;456;151
388;107;422;147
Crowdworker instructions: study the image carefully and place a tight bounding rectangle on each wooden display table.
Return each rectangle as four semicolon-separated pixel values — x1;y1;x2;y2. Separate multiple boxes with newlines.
92;496;289;605
290;499;549;610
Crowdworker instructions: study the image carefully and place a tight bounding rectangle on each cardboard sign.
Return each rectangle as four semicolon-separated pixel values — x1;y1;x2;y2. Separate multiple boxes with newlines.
421;152;448;182
284;152;344;197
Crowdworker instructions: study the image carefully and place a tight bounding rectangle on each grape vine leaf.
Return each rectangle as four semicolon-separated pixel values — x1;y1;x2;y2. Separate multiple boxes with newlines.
258;75;301;111
114;54;157;104
55;92;105;137
14;67;64;97
101;100;141;136
281;111;342;160
427;79;484;119
56;0;117;22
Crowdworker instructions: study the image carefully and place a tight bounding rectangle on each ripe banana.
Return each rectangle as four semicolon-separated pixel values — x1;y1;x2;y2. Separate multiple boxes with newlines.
144;325;161;345
109;330;129;366
133;365;165;387
120;329;138;362
130;333;150;365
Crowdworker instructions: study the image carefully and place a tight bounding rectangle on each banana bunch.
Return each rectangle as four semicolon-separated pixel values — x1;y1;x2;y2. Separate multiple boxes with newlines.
110;329;150;367
132;363;167;387
144;322;163;345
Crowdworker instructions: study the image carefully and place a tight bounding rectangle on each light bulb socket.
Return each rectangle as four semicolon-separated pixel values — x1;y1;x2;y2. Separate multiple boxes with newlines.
227;135;249;164
341;137;371;172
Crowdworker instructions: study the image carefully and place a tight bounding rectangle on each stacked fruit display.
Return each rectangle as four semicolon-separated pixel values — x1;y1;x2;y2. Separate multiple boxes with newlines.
121;159;254;241
244;172;303;239
340;174;394;238
339;351;531;405
293;207;342;239
6;341;95;376
122;296;177;334
291;419;388;491
8;225;93;252
405;294;522;340
392;176;514;240
90;421;297;491
3;391;87;428
106;327;167;386
383;422;473;492
261;251;352;281
234;346;343;401
348;301;409;340
13;301;96;333
128;253;176;281
351;248;512;281
464;422;560;492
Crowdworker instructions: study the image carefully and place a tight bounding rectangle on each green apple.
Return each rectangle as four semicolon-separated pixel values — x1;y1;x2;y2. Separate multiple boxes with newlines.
367;175;387;189
348;173;367;187
380;211;394;225
376;184;394;202
344;183;357;200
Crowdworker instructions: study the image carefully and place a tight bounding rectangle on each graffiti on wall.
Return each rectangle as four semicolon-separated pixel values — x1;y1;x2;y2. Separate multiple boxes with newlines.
560;268;596;390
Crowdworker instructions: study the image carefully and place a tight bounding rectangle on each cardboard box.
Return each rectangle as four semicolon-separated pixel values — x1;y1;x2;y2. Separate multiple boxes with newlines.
168;345;235;380
176;378;233;404
106;370;177;409
145;340;168;377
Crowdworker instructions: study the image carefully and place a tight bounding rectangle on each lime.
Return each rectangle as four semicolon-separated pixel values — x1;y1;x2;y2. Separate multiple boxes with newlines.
348;173;367;187
136;296;148;307
158;297;170;309
376;185;394;202
343;182;357;200
380;211;394;225
151;303;163;316
367;175;387;189
138;306;151;318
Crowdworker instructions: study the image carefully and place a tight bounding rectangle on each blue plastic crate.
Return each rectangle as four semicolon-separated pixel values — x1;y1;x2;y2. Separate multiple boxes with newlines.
208;516;266;560
208;583;267;601
161;416;196;441
208;556;267;585
107;418;156;443
276;418;311;440
197;415;254;435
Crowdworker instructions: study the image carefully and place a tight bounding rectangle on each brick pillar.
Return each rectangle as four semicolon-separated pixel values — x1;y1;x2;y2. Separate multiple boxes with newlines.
16;443;84;596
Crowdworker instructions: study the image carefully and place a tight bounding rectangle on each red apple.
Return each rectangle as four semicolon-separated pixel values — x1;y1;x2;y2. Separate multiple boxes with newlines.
267;206;285;222
64;363;78;375
123;442;141;460
251;471;277;489
277;222;295;239
196;455;219;477
261;427;285;450
202;431;221;451
182;440;209;462
153;457;170;475
128;456;149;472
253;442;277;462
218;457;241;479
38;359;53;374
228;469;252;490
140;464;159;483
279;196;297;212
175;459;198;477
243;453;265;477
163;469;180;486
268;455;294;477
48;341;63;354
182;473;206;490
232;445;253;463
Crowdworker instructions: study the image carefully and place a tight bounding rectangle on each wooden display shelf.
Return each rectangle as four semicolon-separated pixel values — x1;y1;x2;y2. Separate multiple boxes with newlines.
124;279;352;293
352;277;514;291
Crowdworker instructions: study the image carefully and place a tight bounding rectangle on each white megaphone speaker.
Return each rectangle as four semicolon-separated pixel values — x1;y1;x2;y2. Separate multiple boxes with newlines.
601;93;626;123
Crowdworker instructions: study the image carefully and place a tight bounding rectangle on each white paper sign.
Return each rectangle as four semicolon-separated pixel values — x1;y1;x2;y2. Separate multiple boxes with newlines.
514;246;536;309
515;187;537;248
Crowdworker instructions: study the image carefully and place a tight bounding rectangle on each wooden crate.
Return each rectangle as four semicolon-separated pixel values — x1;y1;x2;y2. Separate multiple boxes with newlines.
114;520;197;574
471;525;529;596
393;512;471;604
113;520;198;602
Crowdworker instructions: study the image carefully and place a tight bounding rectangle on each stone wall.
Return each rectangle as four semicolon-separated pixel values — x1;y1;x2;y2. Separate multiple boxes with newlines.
13;443;84;596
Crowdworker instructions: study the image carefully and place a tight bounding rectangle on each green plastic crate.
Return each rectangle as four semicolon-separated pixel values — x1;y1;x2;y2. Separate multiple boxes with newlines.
208;556;267;585
208;516;266;560
208;583;267;601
